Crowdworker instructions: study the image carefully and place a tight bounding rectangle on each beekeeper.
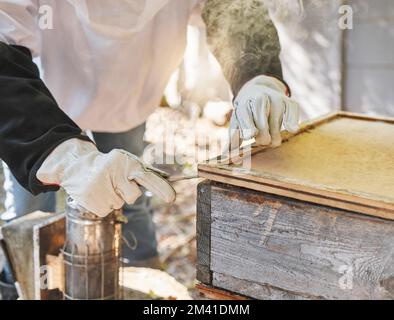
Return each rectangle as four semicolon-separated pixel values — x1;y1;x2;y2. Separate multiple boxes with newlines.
0;0;299;266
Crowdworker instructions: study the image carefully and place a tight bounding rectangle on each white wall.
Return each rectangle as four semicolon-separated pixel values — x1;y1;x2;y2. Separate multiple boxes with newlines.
344;0;394;117
274;0;394;119
272;0;343;120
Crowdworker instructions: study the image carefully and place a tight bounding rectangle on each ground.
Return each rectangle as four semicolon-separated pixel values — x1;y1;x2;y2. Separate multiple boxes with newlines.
143;106;227;297
0;106;227;299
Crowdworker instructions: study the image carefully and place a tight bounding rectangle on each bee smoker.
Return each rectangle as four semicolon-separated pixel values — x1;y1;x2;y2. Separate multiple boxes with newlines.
61;198;123;300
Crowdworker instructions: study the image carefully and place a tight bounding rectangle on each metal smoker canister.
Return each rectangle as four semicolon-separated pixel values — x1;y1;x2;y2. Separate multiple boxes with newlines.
62;198;122;300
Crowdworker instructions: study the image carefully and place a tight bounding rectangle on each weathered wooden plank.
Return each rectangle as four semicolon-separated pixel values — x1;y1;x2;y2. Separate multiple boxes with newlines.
34;215;65;300
199;113;394;221
198;169;394;221
196;180;212;284
196;281;249;300
212;272;320;300
1;211;64;300
209;183;394;300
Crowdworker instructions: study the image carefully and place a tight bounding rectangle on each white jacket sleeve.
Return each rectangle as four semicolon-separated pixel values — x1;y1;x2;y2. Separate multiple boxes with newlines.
0;0;40;56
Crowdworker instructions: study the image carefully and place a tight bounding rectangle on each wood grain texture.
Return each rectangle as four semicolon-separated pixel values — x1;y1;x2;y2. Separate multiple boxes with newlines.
209;183;394;300
1;211;63;300
196;281;249;300
196;181;213;284
199;112;394;220
212;272;319;300
248;117;394;202
35;215;65;300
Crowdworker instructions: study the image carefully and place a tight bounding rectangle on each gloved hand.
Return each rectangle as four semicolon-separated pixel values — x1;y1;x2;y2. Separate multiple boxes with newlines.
36;138;176;217
229;75;300;149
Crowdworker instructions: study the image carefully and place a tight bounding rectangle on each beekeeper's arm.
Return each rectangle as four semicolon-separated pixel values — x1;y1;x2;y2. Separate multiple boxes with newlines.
0;1;174;217
202;0;300;148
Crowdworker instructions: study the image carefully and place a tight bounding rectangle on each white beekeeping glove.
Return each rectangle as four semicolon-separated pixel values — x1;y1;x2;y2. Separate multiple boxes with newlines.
36;138;176;217
229;75;300;149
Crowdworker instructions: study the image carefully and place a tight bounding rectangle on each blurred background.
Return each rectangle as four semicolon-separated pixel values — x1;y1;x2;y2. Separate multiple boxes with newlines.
164;0;394;122
150;0;394;295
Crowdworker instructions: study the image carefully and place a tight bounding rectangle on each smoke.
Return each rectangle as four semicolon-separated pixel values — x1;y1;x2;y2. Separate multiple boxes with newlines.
265;0;343;37
264;0;306;20
202;0;284;92
202;0;342;94
264;0;341;23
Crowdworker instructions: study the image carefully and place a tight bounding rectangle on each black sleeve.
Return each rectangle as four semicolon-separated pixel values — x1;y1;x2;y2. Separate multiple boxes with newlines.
0;41;92;195
202;0;290;96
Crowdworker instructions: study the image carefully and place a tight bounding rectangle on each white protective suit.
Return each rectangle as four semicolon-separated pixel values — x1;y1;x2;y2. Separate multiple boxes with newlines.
0;0;201;132
0;0;300;216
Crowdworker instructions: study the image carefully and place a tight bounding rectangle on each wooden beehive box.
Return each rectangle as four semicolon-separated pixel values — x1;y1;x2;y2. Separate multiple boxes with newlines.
197;112;394;300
